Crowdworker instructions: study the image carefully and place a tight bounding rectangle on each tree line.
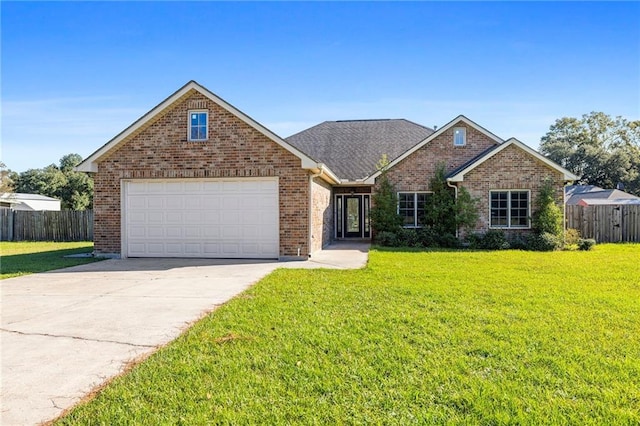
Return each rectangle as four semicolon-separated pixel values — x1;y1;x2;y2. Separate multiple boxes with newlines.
540;111;640;195
1;154;93;210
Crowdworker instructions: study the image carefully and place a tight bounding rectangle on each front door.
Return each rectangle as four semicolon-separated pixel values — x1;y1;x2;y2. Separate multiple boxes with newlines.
336;194;370;239
344;196;362;238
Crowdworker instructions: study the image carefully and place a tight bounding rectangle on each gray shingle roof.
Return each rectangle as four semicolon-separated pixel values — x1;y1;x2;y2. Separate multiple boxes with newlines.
565;185;640;205
285;119;434;181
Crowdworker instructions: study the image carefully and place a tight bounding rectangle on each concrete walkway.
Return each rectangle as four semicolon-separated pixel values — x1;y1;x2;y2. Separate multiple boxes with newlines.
0;242;369;426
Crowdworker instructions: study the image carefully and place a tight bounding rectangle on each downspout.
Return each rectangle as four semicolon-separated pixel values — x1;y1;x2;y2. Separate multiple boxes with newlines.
446;179;459;238
308;166;324;258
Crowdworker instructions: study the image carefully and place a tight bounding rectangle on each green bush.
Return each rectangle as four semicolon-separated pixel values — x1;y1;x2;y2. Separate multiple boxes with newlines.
396;228;421;247
467;230;510;250
532;179;564;238
578;238;597;251
371;159;403;235
417;228;438;248
565;228;581;246
508;234;529;250
374;231;398;247
528;232;562;251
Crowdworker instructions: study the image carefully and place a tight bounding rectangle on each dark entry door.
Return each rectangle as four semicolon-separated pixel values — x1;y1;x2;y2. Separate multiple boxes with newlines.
344;196;362;238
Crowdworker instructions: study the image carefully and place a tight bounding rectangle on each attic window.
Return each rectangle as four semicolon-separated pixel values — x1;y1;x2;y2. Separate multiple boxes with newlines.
453;127;466;146
189;111;208;141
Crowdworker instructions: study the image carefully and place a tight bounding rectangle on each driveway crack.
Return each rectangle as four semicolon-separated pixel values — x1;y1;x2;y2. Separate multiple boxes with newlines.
0;328;156;348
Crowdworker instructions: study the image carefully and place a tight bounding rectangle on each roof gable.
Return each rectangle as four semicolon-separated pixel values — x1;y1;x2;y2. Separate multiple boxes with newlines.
447;138;579;182
76;81;333;179
365;115;504;183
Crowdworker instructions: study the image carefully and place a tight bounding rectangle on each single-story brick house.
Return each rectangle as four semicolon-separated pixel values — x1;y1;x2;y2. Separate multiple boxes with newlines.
77;81;577;259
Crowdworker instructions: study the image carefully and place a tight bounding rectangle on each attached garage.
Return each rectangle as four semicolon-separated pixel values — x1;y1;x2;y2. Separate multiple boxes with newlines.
122;178;279;259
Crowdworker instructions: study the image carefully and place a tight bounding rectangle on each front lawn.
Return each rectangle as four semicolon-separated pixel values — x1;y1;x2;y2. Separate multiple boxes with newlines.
0;241;102;279
57;245;640;425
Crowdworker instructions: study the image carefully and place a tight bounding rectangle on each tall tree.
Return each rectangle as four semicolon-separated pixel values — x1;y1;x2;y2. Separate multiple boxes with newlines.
13;154;93;210
0;162;14;193
540;112;640;195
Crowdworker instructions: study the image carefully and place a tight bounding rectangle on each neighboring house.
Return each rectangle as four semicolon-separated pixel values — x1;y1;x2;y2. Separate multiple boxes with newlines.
77;81;577;259
0;193;61;211
565;185;640;206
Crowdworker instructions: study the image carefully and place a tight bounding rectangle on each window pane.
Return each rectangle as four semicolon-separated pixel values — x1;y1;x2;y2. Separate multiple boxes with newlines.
510;191;529;227
364;195;370;233
417;193;428;226
398;193;416;226
189;112;207;140
336;197;342;236
490;192;508;227
454;128;466;146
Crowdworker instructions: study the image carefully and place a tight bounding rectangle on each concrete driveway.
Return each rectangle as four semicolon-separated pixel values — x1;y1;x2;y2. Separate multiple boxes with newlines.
1;242;368;425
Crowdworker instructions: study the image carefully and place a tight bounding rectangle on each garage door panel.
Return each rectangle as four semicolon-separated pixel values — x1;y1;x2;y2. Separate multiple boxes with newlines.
124;178;278;258
202;227;221;238
147;197;164;209
167;227;183;238
220;211;240;224
166;243;183;255
185;197;201;209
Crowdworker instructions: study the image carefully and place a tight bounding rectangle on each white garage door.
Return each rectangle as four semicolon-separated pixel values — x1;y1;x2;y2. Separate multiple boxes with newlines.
123;178;279;258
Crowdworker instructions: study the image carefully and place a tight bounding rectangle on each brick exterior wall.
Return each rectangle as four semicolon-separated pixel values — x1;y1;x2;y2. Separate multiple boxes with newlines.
93;89;310;257
384;122;498;191
377;121;565;236
310;177;333;253
462;144;565;235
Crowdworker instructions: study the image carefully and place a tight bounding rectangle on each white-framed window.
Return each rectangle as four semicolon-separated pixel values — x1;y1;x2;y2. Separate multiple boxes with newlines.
453;127;466;146
398;192;431;227
188;110;208;141
490;190;530;228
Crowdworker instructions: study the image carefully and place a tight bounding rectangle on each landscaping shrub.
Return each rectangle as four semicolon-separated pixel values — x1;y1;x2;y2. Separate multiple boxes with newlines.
467;230;510;250
370;156;403;235
578;238;597;251
417;228;438;248
396;228;421;247
373;231;397;247
565;228;581;245
532;179;564;238
528;232;562;251
508;234;529;250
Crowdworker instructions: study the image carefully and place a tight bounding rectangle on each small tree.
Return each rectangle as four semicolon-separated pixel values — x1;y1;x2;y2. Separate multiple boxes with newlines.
532;178;563;237
454;186;480;234
370;155;403;236
423;163;479;237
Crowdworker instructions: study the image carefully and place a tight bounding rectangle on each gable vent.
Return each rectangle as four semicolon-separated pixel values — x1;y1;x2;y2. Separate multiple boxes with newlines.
188;99;207;109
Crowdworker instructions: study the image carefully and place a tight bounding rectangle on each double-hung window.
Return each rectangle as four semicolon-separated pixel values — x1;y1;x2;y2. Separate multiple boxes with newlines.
490;190;530;228
398;192;429;227
189;111;208;141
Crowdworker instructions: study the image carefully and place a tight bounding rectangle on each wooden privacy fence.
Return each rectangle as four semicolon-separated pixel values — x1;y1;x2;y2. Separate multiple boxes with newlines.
0;210;93;242
566;205;640;243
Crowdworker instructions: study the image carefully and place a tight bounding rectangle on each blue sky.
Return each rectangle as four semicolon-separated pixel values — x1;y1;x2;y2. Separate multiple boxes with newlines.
2;1;639;173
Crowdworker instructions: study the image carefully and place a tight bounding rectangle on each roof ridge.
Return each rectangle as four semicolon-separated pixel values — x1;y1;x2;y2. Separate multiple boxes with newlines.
334;118;397;123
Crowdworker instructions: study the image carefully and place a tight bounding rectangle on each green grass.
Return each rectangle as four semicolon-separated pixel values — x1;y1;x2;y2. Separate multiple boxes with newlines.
0;241;102;279
57;245;640;425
